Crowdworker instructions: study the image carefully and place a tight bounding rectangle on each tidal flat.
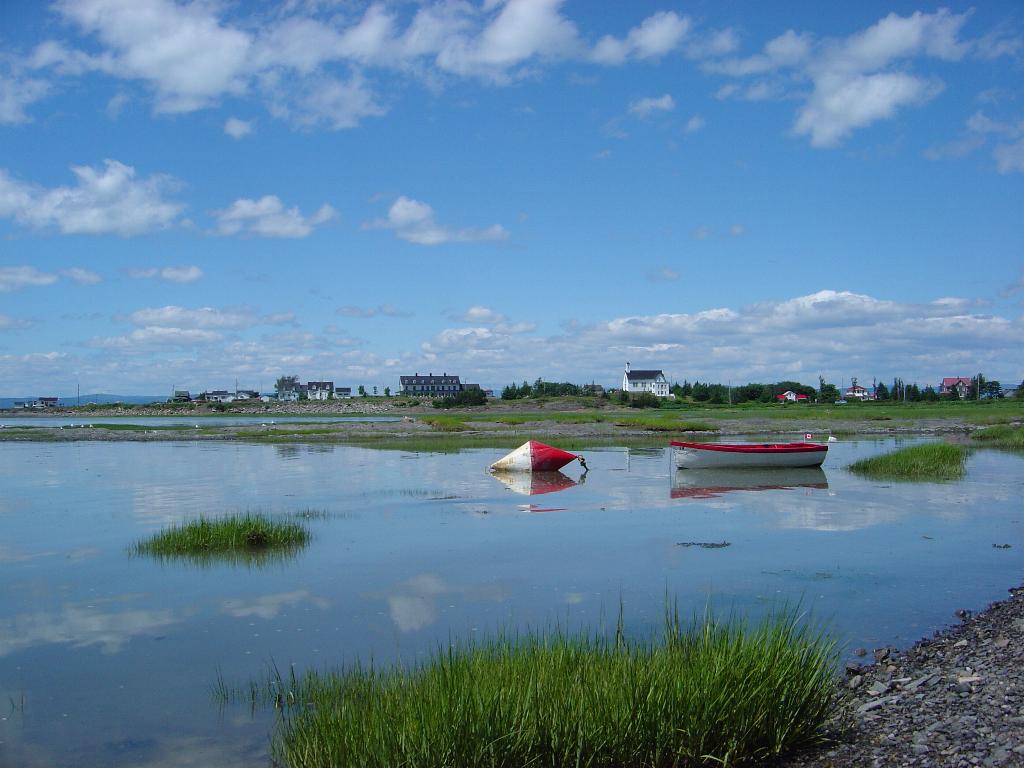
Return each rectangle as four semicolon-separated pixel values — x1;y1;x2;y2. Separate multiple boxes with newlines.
0;434;1022;766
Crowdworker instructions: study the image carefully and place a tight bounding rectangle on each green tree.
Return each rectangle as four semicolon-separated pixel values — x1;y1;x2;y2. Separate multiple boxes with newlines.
433;388;487;408
817;376;839;403
358;385;366;397
384;387;391;397
628;391;661;409
982;380;1002;399
275;375;299;397
874;381;889;400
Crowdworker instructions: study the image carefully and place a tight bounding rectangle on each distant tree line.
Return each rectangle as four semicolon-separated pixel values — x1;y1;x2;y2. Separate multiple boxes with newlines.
433;388;488;409
502;379;587;400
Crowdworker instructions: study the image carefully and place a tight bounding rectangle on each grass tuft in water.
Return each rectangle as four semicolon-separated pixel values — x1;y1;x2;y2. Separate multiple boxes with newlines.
849;442;967;481
223;607;837;767
134;513;310;558
971;424;1024;450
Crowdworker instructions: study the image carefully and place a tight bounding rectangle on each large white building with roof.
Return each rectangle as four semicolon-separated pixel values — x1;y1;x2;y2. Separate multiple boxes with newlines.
622;363;670;397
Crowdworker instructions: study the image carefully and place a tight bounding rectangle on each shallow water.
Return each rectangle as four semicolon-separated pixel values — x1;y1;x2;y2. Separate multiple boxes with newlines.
0;414;399;428
0;438;1021;767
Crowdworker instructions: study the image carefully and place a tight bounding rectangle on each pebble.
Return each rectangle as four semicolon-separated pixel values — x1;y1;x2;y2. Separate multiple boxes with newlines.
784;585;1024;767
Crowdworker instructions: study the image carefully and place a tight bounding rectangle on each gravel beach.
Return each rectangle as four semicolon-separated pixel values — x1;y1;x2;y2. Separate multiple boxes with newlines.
788;586;1024;767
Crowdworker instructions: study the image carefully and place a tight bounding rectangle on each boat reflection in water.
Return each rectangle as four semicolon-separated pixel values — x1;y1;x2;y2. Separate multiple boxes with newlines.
671;467;828;500
491;470;581;513
491;470;578;496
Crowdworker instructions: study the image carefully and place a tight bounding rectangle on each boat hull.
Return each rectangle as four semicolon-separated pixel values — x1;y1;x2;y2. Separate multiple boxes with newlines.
489;440;578;473
671;441;827;469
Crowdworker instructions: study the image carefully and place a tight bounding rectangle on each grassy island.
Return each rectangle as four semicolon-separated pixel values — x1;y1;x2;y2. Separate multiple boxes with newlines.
134;513;310;559
849;442;968;481
970;423;1024;450
226;609;837;768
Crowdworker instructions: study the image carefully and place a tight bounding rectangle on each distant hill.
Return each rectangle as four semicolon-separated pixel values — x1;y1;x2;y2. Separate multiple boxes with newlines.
0;394;164;409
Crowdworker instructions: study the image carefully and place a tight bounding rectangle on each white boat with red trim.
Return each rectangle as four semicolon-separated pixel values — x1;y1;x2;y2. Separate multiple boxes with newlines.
671;440;827;469
489;440;579;473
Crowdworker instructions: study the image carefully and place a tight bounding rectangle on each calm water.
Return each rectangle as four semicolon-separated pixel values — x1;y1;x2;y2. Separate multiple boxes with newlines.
0;439;1021;767
0;415;399;428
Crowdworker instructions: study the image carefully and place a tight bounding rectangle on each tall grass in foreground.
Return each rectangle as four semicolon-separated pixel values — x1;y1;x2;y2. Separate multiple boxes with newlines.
133;513;309;560
971;424;1024;450
233;609;837;767
848;442;967;481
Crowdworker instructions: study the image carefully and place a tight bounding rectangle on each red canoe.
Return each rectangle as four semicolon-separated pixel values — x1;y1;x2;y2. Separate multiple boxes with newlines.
489;440;578;473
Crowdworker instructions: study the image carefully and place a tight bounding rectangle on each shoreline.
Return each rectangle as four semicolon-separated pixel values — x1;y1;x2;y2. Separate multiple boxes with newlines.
788;585;1024;767
1;401;1014;444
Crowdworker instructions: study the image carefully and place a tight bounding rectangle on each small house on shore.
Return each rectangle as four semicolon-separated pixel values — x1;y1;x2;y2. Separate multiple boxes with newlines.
775;391;809;403
940;377;973;399
306;381;335;401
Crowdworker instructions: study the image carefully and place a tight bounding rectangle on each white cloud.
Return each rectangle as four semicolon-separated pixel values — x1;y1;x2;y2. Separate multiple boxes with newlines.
0;266;59;292
60;267;101;285
213;196;335;238
704;29;812;76
923;134;985;161
993;139;1024;174
0;314;32;331
52;0;251;113
628;94;674;118
706;10;971;148
337;304;412;318
685;115;704;133
127;306;256;330
105;91;129;118
647;268;679;283
0;160;184;235
966;111;1024;138
437;0;582;79
17;0;700;131
684;28;740;60
223;117;253;138
128;266;203;283
262;72;386;130
0;72;50;124
88;326;224;349
463;305;505;324
593;11;690;65
364;196;508;246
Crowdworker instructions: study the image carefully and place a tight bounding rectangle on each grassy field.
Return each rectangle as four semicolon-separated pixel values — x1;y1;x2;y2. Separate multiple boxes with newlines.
848;443;968;481
220;608;837;768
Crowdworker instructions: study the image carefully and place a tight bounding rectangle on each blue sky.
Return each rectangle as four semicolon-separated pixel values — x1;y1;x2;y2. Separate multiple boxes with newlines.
1;0;1022;396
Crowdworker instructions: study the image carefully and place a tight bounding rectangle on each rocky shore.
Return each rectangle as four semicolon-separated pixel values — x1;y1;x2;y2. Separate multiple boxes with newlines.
789;586;1024;767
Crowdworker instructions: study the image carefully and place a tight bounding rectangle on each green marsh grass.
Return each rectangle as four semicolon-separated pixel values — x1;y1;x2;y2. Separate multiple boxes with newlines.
420;415;469;432
971;423;1024;450
133;513;310;562
223;607;837;767
612;415;718;432
848;442;967;481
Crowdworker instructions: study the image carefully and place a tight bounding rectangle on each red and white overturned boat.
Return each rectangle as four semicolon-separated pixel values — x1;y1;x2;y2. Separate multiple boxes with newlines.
489;440;579;473
671;441;828;469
